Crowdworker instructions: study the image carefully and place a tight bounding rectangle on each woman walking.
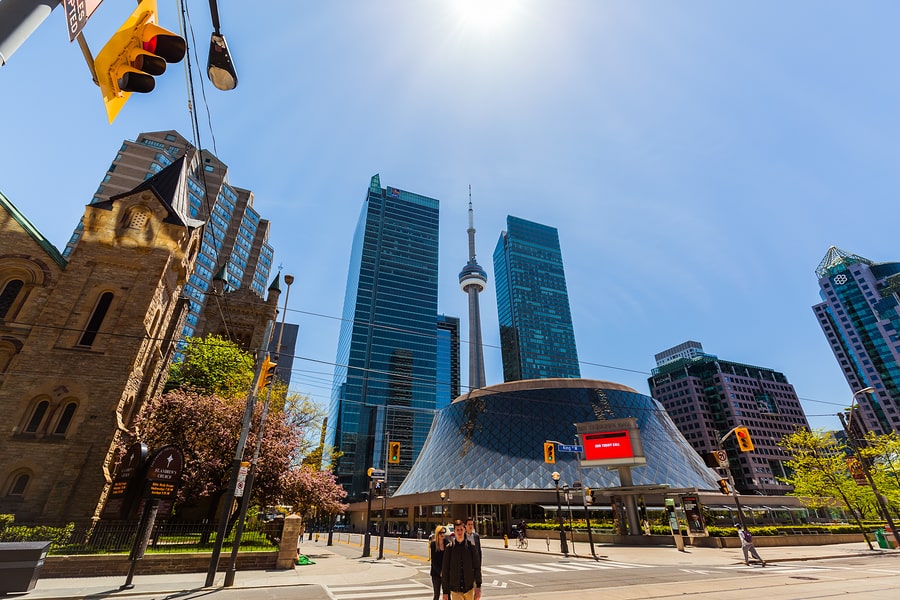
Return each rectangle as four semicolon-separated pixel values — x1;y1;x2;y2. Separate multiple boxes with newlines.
429;524;448;600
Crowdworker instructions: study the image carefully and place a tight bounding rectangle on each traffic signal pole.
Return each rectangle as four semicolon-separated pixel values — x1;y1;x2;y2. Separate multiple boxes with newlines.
205;320;274;587
718;427;749;531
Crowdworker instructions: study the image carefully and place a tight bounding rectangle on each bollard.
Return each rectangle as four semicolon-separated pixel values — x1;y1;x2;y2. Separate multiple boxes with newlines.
315;533;319;542
503;534;508;548
397;537;401;554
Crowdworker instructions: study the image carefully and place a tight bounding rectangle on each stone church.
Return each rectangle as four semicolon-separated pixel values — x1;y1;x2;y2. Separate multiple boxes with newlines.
0;156;277;523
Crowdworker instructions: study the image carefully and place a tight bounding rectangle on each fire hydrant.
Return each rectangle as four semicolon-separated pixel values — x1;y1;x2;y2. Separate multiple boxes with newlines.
503;534;508;548
315;533;320;542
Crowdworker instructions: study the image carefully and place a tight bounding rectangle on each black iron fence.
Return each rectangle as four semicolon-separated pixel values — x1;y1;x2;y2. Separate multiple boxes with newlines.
0;519;283;555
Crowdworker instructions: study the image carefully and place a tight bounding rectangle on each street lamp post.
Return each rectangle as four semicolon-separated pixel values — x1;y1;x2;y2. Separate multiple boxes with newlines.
551;472;569;556
440;491;447;522
841;386;900;549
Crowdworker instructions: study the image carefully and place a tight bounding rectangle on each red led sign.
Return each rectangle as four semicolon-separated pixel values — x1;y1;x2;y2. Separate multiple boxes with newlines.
583;430;634;461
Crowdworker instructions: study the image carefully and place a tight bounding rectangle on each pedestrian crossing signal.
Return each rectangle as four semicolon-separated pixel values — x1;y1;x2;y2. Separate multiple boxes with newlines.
543;442;556;464
717;478;730;494
388;441;401;464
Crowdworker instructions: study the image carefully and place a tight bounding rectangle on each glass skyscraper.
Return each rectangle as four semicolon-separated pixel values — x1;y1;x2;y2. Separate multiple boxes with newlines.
813;246;900;435
493;216;580;381
328;175;442;499
436;315;460;410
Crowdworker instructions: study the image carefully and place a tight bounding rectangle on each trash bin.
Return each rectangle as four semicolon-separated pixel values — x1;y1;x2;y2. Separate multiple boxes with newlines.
874;528;890;549
0;541;52;593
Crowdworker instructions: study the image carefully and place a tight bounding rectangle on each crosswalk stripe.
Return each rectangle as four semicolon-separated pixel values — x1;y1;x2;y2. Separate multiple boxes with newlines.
327;581;432;600
547;562;598;571
485;564;545;573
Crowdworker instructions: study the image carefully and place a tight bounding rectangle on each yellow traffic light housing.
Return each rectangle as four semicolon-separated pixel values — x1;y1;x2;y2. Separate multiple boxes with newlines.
717;478;730;494
388;441;401;464
257;356;277;391
543;442;556;464
734;427;754;452
92;0;186;123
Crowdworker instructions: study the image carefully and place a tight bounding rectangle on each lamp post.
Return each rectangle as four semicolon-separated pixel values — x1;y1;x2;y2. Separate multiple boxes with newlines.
551;472;569;556
841;386;900;549
440;491;447;522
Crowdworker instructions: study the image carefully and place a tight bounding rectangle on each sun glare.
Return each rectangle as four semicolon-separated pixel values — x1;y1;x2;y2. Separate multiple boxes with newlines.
456;0;520;31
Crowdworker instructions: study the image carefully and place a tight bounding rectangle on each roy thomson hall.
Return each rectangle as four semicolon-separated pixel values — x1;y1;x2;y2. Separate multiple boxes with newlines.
338;379;820;540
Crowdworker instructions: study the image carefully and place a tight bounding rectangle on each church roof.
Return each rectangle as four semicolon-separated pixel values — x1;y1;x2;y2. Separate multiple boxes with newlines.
97;156;204;229
0;189;67;268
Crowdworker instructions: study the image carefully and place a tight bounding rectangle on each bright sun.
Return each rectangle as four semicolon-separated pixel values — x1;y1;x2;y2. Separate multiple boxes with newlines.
456;0;520;31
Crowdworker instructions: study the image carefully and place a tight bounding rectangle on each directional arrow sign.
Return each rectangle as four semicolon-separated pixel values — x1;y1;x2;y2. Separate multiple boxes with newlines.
557;444;583;453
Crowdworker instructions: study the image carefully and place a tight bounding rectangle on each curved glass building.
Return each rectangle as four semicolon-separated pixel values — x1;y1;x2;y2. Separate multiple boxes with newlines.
396;379;721;495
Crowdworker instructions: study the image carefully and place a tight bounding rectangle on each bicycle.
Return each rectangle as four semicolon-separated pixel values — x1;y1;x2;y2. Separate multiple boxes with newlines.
515;531;528;549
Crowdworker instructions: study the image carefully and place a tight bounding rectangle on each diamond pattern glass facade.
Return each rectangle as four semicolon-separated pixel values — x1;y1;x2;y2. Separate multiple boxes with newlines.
396;379;721;495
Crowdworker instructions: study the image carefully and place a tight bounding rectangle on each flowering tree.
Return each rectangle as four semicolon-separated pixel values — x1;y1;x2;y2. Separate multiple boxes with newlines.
280;464;347;522
123;337;339;522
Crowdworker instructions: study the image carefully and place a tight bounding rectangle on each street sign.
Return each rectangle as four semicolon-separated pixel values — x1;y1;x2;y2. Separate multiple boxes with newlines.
235;463;249;498
63;0;104;41
558;444;583;453
714;450;728;468
369;468;385;478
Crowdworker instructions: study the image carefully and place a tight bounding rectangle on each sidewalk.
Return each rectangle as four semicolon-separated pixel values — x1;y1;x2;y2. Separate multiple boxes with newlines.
24;537;896;600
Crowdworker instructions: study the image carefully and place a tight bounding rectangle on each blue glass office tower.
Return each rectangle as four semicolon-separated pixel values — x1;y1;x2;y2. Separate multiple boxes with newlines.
813;246;900;435
493;216;580;381
328;175;441;499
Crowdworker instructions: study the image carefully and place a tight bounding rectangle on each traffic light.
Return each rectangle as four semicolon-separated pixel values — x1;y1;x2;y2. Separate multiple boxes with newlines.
257;356;277;391
373;480;384;497
543;442;556;464
388;441;401;464
717;478;730;494
734;427;754;452
92;0;186;123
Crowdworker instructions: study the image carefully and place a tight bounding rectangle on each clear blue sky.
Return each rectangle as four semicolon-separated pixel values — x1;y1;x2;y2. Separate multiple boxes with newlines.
2;1;899;432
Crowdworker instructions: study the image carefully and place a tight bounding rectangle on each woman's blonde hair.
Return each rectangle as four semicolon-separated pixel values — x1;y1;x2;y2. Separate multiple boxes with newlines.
434;525;446;549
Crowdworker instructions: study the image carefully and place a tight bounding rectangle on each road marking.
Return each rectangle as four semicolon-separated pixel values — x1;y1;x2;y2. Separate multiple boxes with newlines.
681;569;714;574
326;581;432;600
508;579;534;587
866;569;900;574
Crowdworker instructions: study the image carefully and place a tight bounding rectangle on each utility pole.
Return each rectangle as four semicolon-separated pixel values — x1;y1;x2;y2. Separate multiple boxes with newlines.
205;320;274;587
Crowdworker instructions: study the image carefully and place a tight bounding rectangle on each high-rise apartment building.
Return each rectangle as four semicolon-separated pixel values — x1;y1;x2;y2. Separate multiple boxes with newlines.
328;175;443;499
493;216;580;382
648;342;810;495
813;246;900;435
63;131;276;346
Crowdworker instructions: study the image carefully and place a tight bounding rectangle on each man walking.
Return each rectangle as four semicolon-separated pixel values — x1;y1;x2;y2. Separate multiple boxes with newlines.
465;516;482;555
736;524;765;567
442;520;482;600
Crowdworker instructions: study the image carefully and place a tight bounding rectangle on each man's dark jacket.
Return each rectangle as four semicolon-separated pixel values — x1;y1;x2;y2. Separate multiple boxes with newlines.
441;537;482;594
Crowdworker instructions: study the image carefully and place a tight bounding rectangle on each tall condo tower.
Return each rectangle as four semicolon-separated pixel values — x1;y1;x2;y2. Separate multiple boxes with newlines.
62;130;276;345
493;216;580;381
328;175;443;500
458;191;488;390
813;246;900;435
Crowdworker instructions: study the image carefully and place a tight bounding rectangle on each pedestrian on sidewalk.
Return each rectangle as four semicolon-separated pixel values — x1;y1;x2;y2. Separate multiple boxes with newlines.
429;525;448;600
465;516;482;555
736;524;765;567
442;519;482;600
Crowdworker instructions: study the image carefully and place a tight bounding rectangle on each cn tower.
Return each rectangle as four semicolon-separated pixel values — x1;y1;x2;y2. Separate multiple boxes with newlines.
458;188;488;390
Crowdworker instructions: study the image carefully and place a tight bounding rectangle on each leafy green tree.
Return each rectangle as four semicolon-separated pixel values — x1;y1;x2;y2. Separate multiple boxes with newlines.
779;429;879;519
858;431;900;517
166;334;254;397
